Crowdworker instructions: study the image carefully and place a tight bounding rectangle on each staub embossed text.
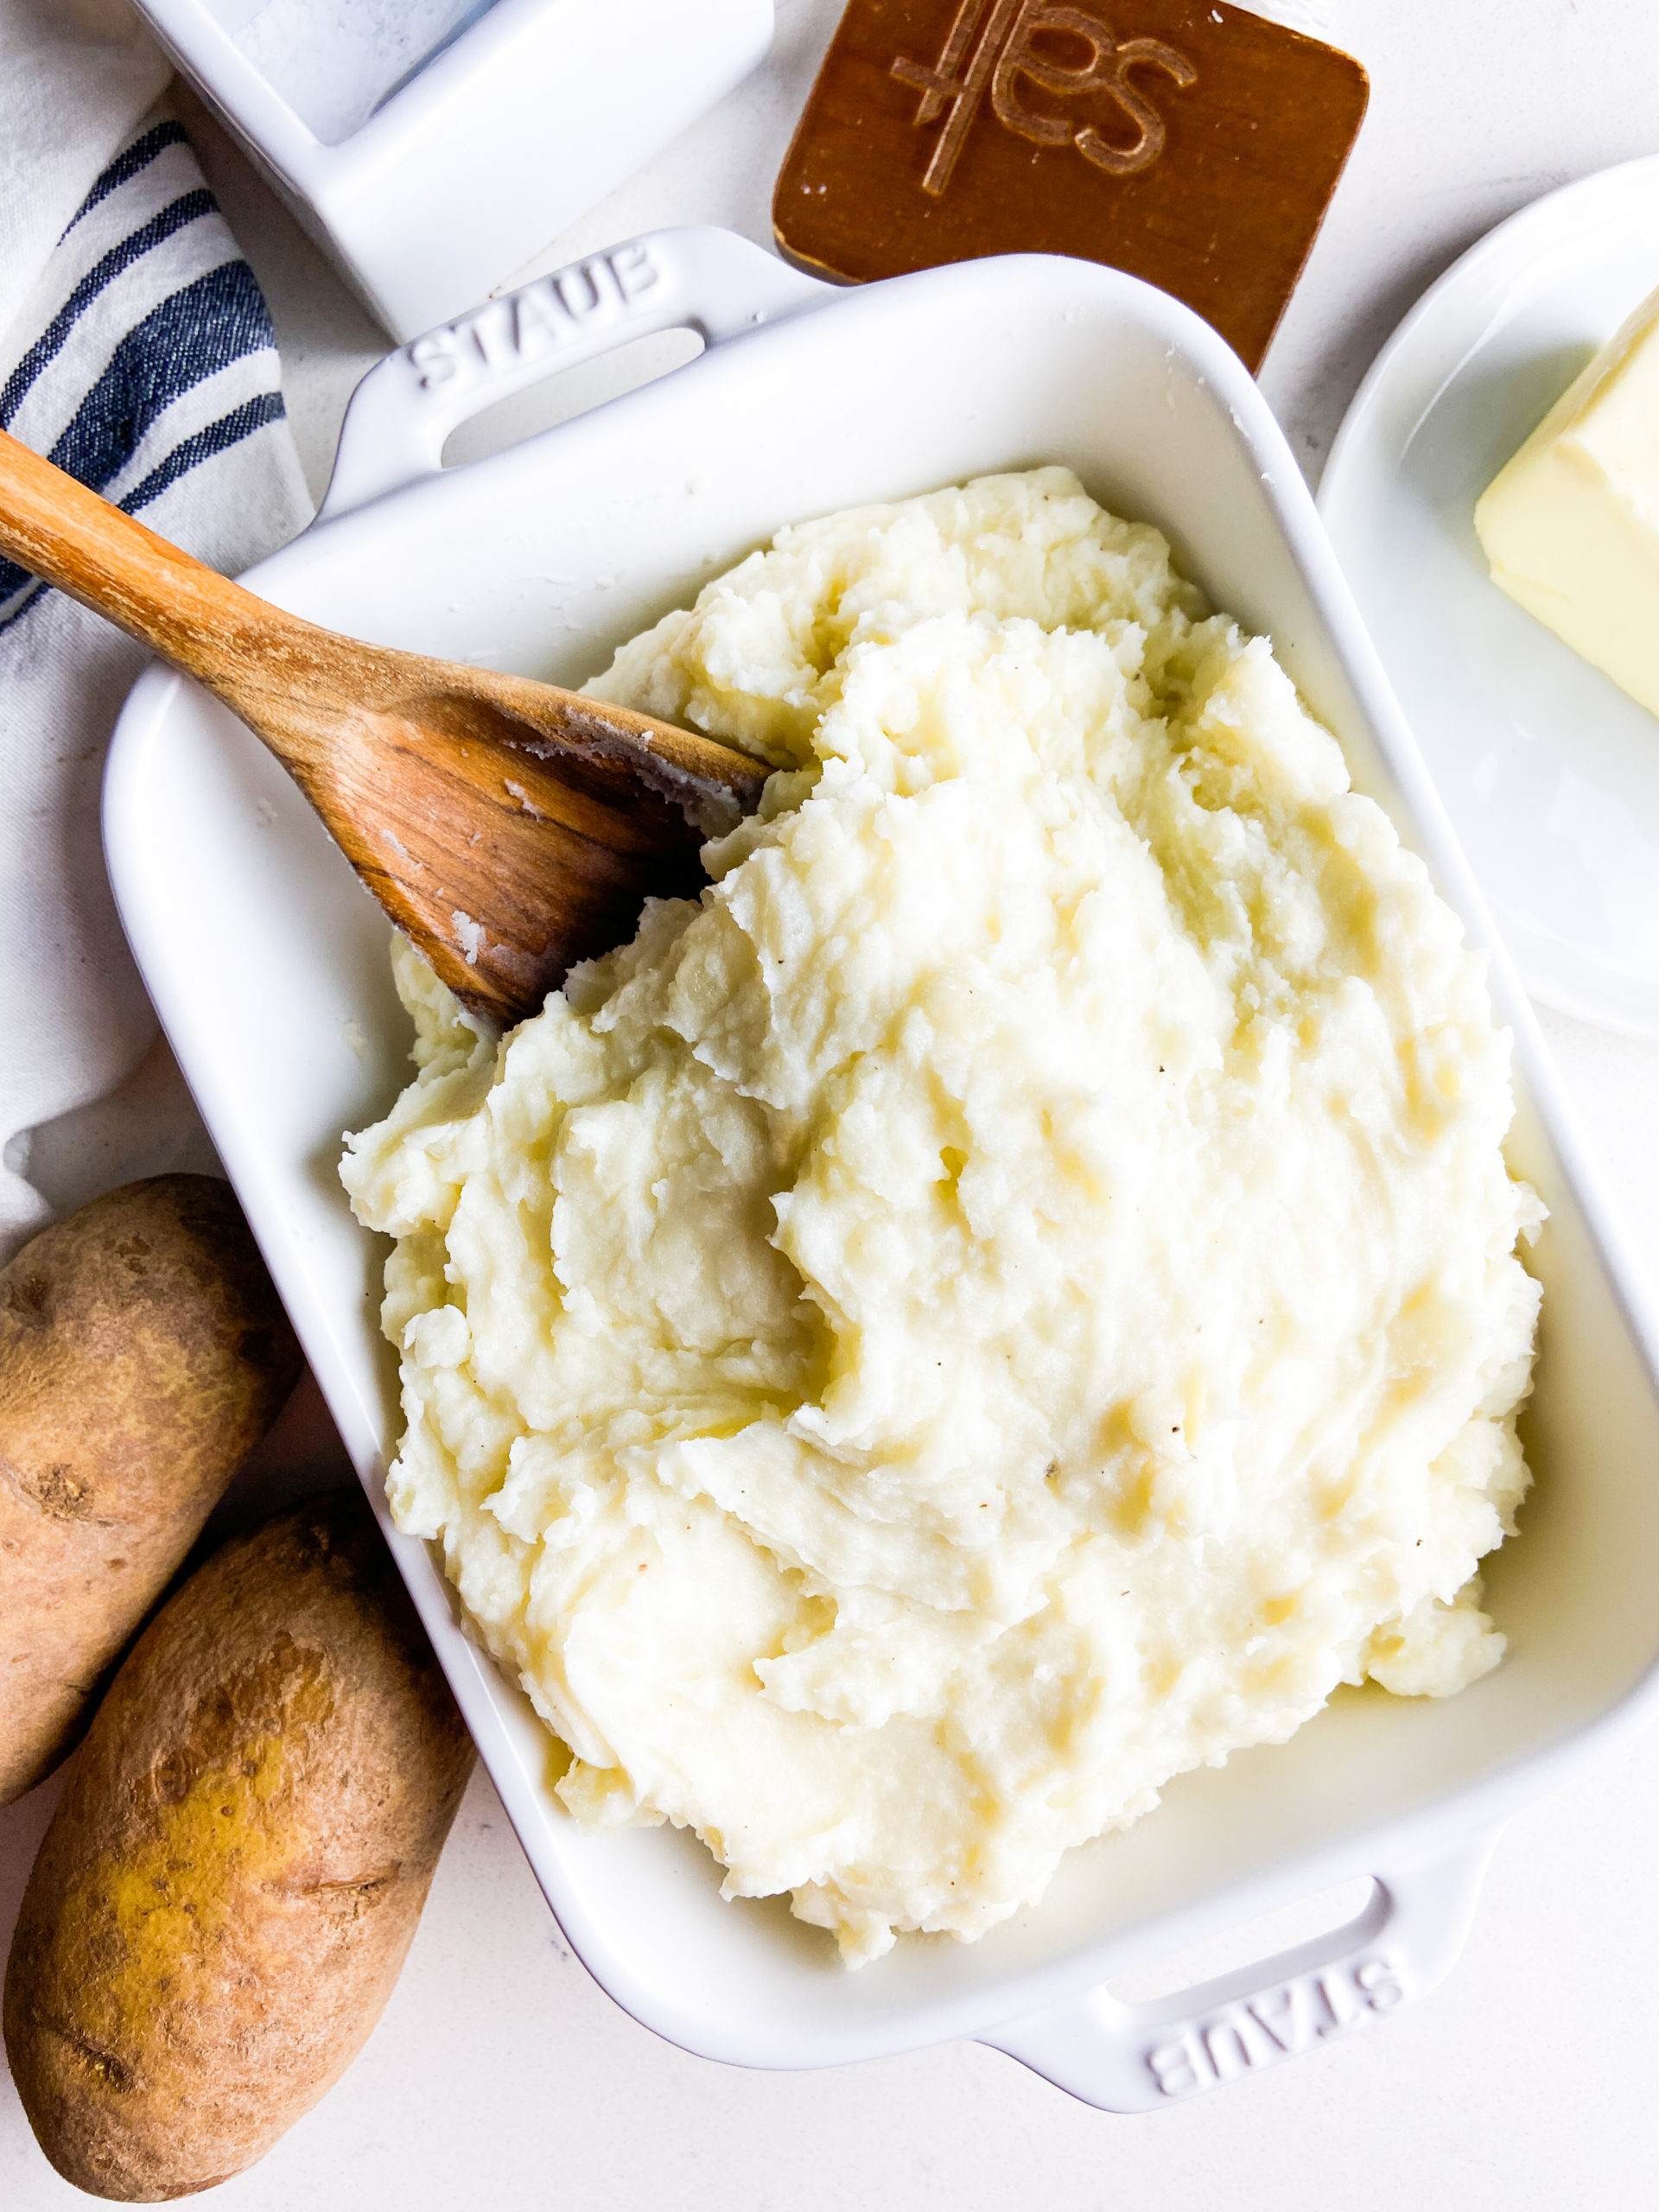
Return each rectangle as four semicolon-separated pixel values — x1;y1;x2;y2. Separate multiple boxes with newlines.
406;243;662;394
892;0;1197;196
1145;1953;1407;2099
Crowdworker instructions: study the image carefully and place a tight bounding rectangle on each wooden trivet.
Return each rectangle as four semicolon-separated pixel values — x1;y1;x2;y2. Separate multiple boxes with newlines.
773;1;1369;372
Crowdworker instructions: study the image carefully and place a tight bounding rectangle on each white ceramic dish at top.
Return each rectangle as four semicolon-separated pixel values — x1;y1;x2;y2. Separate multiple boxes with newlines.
130;2;773;339
104;227;1659;2112
1320;156;1659;1040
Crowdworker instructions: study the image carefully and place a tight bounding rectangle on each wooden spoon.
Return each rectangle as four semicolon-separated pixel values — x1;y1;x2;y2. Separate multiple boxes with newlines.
0;428;766;1029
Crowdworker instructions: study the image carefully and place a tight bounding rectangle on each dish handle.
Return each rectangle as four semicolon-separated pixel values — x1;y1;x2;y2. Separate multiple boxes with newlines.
982;1827;1500;2110
316;226;836;522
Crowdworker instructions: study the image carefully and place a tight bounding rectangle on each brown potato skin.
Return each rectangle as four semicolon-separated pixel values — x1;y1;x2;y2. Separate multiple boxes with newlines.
4;1492;477;2201
0;1174;302;1804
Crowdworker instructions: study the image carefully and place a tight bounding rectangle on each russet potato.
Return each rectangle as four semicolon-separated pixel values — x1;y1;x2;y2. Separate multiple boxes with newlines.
1;1174;303;1804
3;1492;477;2201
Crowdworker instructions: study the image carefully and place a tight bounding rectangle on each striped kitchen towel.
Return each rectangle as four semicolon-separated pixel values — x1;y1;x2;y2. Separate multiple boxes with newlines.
0;8;311;1262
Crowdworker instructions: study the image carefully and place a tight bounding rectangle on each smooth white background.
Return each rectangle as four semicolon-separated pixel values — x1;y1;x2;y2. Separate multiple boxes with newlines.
7;2;1659;2203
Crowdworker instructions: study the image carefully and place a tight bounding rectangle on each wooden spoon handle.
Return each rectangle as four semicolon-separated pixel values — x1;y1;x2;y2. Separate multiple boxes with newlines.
0;428;292;684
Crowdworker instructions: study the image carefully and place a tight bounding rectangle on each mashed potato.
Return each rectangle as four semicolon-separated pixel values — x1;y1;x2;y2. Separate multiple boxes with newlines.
342;469;1541;1966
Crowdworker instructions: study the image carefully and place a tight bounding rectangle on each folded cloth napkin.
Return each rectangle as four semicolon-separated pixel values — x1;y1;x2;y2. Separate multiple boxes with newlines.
0;0;311;1264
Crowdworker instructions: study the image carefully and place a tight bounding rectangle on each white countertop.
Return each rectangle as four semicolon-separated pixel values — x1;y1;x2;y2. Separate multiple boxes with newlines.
7;3;1659;2203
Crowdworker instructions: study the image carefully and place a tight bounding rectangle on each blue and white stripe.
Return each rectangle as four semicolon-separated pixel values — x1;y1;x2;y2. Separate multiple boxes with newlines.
0;117;296;625
0;86;310;1263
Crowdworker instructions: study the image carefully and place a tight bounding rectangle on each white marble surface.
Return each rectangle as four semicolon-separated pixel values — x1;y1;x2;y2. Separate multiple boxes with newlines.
8;1;1659;2202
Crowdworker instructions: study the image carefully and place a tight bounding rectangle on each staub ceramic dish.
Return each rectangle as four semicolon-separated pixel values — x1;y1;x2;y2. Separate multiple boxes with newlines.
104;227;1659;2111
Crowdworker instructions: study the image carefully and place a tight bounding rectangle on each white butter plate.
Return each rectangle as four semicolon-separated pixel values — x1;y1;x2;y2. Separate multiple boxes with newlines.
103;228;1659;2110
1319;155;1659;1039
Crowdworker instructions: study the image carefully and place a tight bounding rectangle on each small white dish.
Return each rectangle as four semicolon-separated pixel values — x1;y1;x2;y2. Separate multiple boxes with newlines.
1319;156;1659;1039
132;0;774;340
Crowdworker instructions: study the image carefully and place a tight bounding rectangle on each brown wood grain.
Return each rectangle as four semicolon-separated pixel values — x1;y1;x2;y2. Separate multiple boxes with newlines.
0;429;767;1030
774;0;1369;372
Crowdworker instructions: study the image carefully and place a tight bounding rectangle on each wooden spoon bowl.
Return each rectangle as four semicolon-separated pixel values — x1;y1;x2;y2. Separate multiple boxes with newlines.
0;429;766;1029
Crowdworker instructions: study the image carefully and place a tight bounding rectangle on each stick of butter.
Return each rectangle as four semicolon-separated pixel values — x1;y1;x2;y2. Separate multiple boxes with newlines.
1474;281;1659;718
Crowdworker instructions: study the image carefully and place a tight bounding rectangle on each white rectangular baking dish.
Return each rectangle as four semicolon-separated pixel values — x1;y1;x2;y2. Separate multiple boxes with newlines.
102;227;1659;2111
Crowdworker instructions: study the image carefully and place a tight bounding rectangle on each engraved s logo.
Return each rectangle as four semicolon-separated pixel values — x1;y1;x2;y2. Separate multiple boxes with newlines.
992;9;1195;177
893;0;1196;195
1078;35;1197;175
